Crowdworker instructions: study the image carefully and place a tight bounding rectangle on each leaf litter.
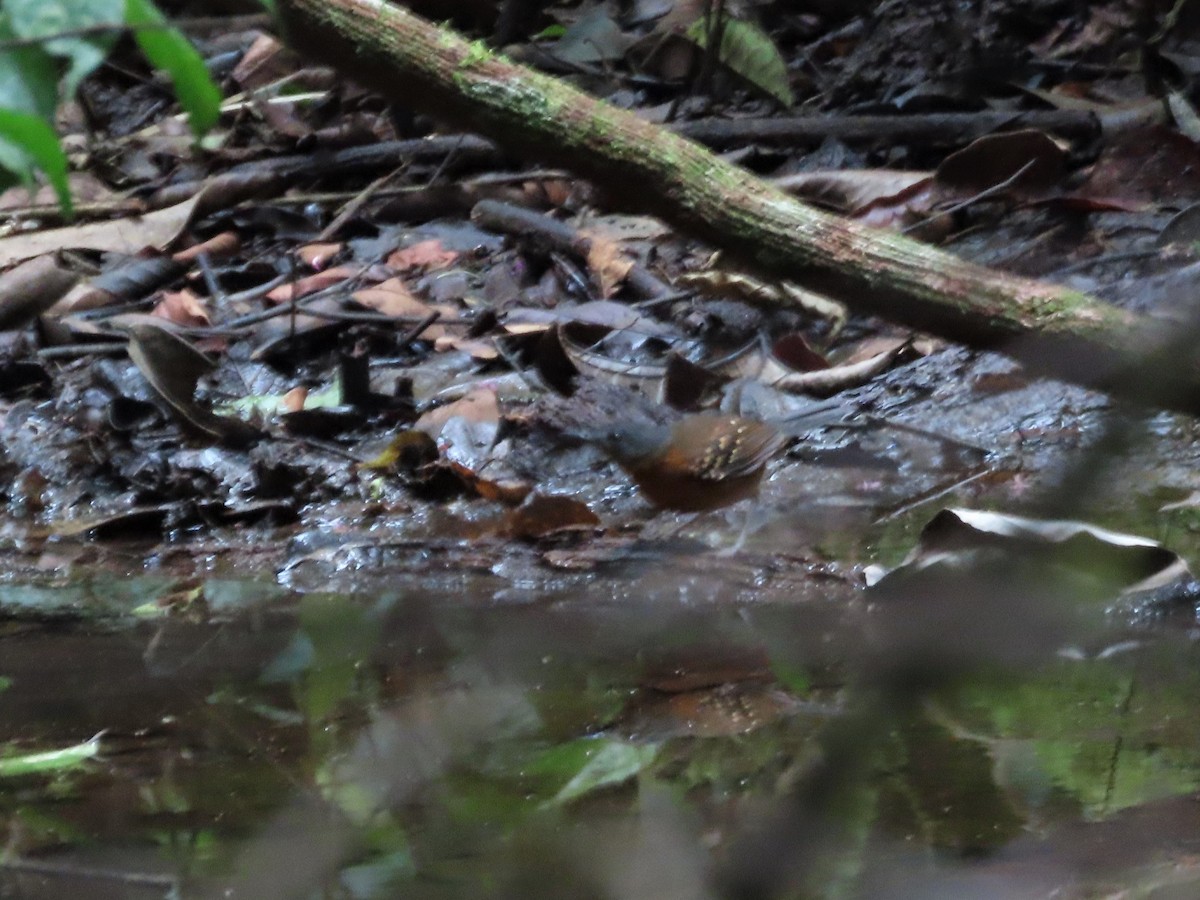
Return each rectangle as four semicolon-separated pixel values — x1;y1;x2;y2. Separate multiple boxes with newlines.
5;4;1200;897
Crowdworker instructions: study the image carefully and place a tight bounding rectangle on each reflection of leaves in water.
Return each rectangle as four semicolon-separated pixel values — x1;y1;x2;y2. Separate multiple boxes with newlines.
442;769;537;827
8;805;88;853
340;848;415;898
884;715;1025;854
661;717;823;793
295;593;382;731
0;733;100;778
259;631;315;684
316;754;415;896
944;657;1200;818
526;678;629;741
549;739;660;806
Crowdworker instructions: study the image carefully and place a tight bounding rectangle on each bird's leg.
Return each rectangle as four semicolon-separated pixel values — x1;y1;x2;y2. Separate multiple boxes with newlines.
717;502;770;556
637;503;767;555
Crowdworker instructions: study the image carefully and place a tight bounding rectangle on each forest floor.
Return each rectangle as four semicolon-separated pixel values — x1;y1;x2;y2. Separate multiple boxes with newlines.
3;2;1200;898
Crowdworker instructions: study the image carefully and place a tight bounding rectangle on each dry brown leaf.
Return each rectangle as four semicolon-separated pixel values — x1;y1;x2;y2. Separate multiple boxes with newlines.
351;276;422;315
583;233;635;297
433;336;499;359
505;493;601;541
774;169;933;214
265;266;356;303
415;388;499;440
386;239;459;272
296;242;344;270
0;195;204;268
152;289;211;328
231;33;302;90
282;387;308;413
173;231;240;263
351;278;448;338
452;466;532;504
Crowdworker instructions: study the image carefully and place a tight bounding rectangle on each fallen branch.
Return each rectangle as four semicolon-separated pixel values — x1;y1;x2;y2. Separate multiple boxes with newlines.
273;0;1195;412
675;109;1108;149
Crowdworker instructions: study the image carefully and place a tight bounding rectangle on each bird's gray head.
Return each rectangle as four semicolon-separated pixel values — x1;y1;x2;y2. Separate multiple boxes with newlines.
588;420;673;466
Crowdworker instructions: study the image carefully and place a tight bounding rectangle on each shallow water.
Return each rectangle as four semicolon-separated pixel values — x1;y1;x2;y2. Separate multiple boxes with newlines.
2;529;1199;900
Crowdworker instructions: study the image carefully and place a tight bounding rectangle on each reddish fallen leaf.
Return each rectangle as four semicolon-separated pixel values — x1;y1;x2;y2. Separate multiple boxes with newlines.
296;242;344;270
351;278;450;340
417;390;498;435
282;387;308;413
772;333;830;372
635;637;775;694
173;231;240;263
265;266;356;303
972;371;1031;395
447;461;532;504
936;130;1066;199
581;231;635;297
1078;126;1200;207
353;277;426;314
522;178;573;207
1034;4;1134;58
1042;194;1148;213
855;184;943;235
433;335;499;359
231;34;302;91
505;493;601;541
386;239;459;272
152;289;210;328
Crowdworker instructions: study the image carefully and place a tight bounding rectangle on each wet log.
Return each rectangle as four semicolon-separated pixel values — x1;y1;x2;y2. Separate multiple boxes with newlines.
273;0;1199;414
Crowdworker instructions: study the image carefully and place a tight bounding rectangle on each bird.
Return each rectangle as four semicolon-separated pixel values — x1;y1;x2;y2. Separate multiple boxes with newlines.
590;414;787;513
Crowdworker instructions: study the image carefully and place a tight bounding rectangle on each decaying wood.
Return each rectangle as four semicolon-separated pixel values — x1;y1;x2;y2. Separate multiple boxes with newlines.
273;0;1198;413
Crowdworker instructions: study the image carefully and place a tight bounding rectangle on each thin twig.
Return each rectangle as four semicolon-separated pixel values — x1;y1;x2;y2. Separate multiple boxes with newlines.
398;310;443;344
196;253;225;303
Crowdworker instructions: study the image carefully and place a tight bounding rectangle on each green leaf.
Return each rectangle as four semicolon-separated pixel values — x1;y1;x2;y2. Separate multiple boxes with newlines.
0;108;71;213
6;0;125;96
0;16;60;120
770;658;811;694
549;738;659;805
0;733;101;777
685;16;795;108
124;0;221;136
217;374;344;420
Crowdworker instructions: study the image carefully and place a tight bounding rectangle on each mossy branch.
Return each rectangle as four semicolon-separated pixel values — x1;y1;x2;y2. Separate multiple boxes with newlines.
273;0;1196;413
